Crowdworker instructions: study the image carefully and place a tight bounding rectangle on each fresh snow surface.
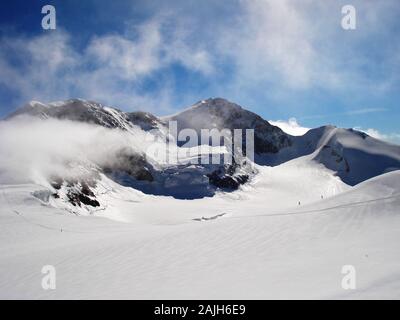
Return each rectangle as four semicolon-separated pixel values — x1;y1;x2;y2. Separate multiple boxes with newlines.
1;157;399;299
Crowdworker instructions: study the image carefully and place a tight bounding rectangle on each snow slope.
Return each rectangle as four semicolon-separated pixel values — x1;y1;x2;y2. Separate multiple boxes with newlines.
1;164;399;299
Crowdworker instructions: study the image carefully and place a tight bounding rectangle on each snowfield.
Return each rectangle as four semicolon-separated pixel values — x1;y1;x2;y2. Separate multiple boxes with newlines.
1;163;399;299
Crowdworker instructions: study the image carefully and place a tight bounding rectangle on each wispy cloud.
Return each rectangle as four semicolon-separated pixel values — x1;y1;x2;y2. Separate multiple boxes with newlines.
0;15;214;114
213;0;400;94
346;108;388;115
300;108;388;120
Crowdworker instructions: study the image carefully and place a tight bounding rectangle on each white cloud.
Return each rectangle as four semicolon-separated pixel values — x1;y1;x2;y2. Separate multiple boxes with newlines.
211;0;400;94
269;118;310;136
234;0;317;88
84;17;215;81
212;0;338;91
0;32;78;103
0;16;214;114
86;29;162;80
0;116;154;185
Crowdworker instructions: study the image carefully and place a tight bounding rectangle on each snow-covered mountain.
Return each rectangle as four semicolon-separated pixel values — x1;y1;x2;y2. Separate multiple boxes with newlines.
7;99;167;134
164;97;400;185
3;98;257;207
1;97;400;299
2;97;400;213
163;98;292;154
261;125;400;185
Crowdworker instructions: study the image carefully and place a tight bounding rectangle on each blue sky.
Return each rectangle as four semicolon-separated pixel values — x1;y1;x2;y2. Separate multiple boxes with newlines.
0;0;399;142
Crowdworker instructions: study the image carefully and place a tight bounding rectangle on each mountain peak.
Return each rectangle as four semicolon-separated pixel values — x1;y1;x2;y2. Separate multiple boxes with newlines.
192;97;243;111
25;100;47;108
47;98;105;109
25;98;95;107
201;97;236;104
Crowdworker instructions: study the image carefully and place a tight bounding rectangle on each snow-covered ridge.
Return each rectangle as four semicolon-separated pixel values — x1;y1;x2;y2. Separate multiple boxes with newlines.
2;97;400;215
7;98;163;132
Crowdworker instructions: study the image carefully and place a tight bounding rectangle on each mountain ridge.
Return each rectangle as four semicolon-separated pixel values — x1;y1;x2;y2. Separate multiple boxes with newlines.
3;97;400;205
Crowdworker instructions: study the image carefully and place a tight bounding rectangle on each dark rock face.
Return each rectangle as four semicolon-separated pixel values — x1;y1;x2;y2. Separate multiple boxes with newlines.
315;145;350;175
49;176;64;190
50;174;101;208
8;99;127;128
206;159;250;191
127;111;165;132
7;99;165;132
103;148;154;182
67;189;100;208
207;170;249;190
166;98;292;157
42;100;120;128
